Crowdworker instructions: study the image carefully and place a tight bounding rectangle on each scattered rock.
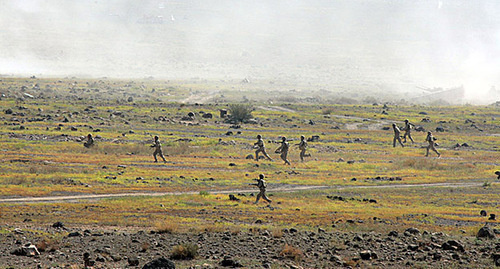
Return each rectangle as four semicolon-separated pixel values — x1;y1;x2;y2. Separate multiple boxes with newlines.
408;244;419;251
228;194;240;201
415;126;426;132
84;252;95;267
307;135;320;142
480;210;487;216
11;243;40;257
68;232;81;237
220;256;243;267
128;256;140;266
405;227;420;235
492;253;500;267
202;113;213;119
330;255;343;265
142;257;176;269
388;231;398;237
245;154;254;160
365;176;402;181
442;240;465;252
359;250;377;260
52;222;65;229
477;226;496;239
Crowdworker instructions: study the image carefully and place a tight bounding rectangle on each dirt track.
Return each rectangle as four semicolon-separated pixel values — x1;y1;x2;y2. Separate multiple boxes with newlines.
0;181;486;203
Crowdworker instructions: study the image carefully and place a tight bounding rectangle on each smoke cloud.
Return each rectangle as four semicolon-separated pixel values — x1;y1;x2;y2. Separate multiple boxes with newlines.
1;0;499;102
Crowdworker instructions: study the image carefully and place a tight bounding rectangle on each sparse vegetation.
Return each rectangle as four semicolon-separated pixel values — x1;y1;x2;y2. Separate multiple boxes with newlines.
170;243;199;260
279;243;303;262
228;104;254;123
154;220;179;234
0;77;499;268
35;237;60;252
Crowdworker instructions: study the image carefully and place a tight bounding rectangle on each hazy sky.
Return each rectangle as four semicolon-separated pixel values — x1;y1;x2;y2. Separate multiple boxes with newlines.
1;0;499;99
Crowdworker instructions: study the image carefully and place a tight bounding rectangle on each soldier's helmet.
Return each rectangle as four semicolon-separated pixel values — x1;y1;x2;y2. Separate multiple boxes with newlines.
154;135;159;140
300;135;305;140
392;123;396;127
427;131;432;135
87;134;92;138
257;134;262;139
282;136;287;141
259;174;265;179
405;119;409;123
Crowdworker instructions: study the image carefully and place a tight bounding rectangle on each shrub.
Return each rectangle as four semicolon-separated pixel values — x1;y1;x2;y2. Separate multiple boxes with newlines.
170;242;198;260
155;221;179;234
35;237;60;252
271;227;284;238
228;104;253;123
199;190;209;196
279;243;303;262
140;242;150;252
322;107;335;115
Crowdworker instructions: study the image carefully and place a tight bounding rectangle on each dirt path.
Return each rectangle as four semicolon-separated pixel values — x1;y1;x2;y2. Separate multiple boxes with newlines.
0;181;486;204
181;89;219;104
257;106;297;113
330;114;392;130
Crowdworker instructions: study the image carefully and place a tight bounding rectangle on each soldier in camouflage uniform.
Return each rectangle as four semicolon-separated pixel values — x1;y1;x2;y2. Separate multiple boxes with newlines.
275;136;291;165
254;134;273;161
402;119;415;143
392;123;404;148
151;135;167;163
425;131;440;157
83;134;94;148
296;135;311;162
250;174;272;204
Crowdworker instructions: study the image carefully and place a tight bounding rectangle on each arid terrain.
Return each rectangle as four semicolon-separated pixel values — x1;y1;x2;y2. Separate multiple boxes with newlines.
0;76;499;268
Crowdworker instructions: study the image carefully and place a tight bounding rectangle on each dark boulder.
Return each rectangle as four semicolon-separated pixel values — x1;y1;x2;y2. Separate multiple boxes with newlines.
142;257;175;269
477;226;496;239
220;256;243;267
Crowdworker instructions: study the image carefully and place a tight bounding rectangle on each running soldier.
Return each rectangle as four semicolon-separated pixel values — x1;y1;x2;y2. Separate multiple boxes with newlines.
392;123;404;147
250;174;272;204
425;131;440;157
83;134;94;148
402;119;415;143
151;136;167;163
253;134;273;161
296;135;311;162
275;136;291;165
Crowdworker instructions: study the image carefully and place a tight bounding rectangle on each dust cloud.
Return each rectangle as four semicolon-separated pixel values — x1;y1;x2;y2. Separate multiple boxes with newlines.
1;0;499;103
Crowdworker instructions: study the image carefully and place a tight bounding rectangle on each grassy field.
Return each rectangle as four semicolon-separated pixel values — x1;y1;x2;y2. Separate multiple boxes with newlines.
1;76;499;240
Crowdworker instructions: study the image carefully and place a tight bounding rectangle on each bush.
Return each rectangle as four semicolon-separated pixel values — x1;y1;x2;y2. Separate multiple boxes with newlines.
199;190;209;196
35;237;60;252
228;104;253;123
279;243;303;262
155;221;179;234
170;243;198;260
